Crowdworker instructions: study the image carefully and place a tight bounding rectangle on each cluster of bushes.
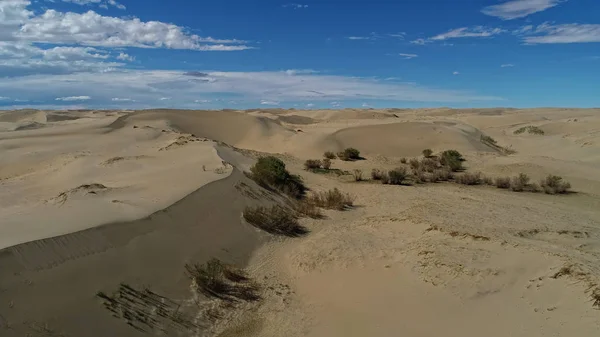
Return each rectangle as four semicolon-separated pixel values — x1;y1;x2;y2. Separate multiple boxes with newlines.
372;167;408;185
336;148;361;161
304;158;332;171
305;188;355;210
248;156;306;199
514;126;545;135
488;173;571;194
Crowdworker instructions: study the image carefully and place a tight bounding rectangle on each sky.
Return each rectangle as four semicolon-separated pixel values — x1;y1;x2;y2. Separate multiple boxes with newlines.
0;0;599;110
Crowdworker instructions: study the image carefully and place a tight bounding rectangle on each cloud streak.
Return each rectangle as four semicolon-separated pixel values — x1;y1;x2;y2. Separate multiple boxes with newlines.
482;0;564;20
519;23;600;44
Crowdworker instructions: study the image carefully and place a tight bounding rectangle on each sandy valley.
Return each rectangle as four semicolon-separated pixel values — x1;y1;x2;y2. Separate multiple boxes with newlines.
0;107;599;336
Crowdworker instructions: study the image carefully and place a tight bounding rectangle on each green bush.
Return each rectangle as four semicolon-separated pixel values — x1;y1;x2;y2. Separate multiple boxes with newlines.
441;150;464;162
540;175;571;194
338;147;361;161
323;151;336;159
388;167;408;185
514;126;544;135
440;155;464;172
243;205;307;236
249;156;306;198
422;149;433;158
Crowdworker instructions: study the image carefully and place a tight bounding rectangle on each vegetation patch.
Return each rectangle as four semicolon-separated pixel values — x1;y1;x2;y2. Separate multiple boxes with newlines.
243;205;308;237
480;134;516;155
337;147;362;161
387;167;408;185
514;126;545;135
422;148;433;158
248;156;306;199
184;259;260;302
306;188;355;211
323;151;337;160
540;175;571;194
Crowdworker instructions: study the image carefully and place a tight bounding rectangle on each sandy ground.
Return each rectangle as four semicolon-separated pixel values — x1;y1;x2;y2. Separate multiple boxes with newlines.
1;107;599;336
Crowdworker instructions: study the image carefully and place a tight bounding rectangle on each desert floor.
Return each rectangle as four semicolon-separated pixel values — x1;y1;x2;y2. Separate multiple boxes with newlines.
0;107;599;336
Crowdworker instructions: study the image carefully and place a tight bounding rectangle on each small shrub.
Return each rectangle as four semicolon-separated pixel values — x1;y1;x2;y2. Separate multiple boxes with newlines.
243;205;307;236
400;157;407;164
413;169;427;184
184;259;259;301
388;167;408;185
409;158;420;170
304;159;322;171
482;176;494;185
323;151;336;160
441;150;464;162
381;173;390;184
432;169;452;182
510;173;530;192
440;155;464;172
294;201;324;219
322;158;332;170
420;158;439;173
352;169;364;181
495;177;511;189
455;172;482;185
249;156;306;199
422;149;433;158
338;147;361;161
371;168;385;180
540;175;571;194
307;188;354;210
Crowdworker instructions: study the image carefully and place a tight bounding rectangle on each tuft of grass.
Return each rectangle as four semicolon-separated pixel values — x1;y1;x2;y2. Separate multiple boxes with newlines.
337;148;361;161
243;205;307;237
510;173;530;192
304;159;322;171
293;200;324;219
323;151;336;160
306;188;355;210
249;156;306;199
455;172;482;185
422;149;433;158
184;259;260;302
352;169;364;181
480;134;497;145
371;168;385;181
514;126;545;135
540;175;571;194
387;167;408;185
495;176;511;189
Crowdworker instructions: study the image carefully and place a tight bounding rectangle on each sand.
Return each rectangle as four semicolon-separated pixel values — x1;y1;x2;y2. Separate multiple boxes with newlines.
1;107;599;336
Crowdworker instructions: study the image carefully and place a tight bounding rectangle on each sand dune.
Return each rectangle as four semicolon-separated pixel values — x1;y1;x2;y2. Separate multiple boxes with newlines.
1;108;599;337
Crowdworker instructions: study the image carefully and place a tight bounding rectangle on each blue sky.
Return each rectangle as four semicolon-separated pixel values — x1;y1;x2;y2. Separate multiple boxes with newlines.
0;0;599;109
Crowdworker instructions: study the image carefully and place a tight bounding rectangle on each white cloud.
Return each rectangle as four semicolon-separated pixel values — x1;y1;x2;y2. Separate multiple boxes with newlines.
0;0;33;26
194;99;211;103
116;52;134;61
453;71;460;75
520;23;600;44
0;70;501;108
410;38;428;45
56;95;91;101
330;101;341;107
346;32;380;41
361;103;370;107
389;33;406;39
61;0;126;10
111;97;134;101
482;0;564;20
283;3;308;9
306;103;315;108
431;27;506;41
0;96;10;100
260;100;280;106
501;63;515;67
398;53;418;59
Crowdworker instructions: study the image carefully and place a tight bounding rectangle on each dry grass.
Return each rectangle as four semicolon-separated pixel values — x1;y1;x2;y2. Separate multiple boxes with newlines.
482;176;494;185
322;158;332;170
306;188;355;210
540;175;571;194
243;205;308;237
353;169;364;181
371;168;385;181
431;168;453;182
184;259;260;302
409;158;420;170
293;200;324;219
323;151;336;160
510;173;530;192
455;172;482;185
422;149;433;158
304;159;322;170
337;148;361;161
420;158;440;173
495;176;511;189
413;168;427;184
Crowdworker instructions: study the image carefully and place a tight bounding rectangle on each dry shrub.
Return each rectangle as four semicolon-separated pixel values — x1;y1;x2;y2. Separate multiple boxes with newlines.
432;168;453;182
307;188;354;210
510;173;530;192
514;126;544;135
371;168;385;180
495;176;511;189
387;167;408;185
422;149;433;158
243;205;307;236
400;157;407;164
293;200;324;219
441;150;464;162
409;158;420;170
455;172;482;185
420;158;439;172
304;159;322;170
338;148;361;161
540;175;571;194
381;173;390;184
322;158;332;170
482;175;494;185
413;168;428;184
323;151;336;160
184;258;260;302
353;169;364;181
